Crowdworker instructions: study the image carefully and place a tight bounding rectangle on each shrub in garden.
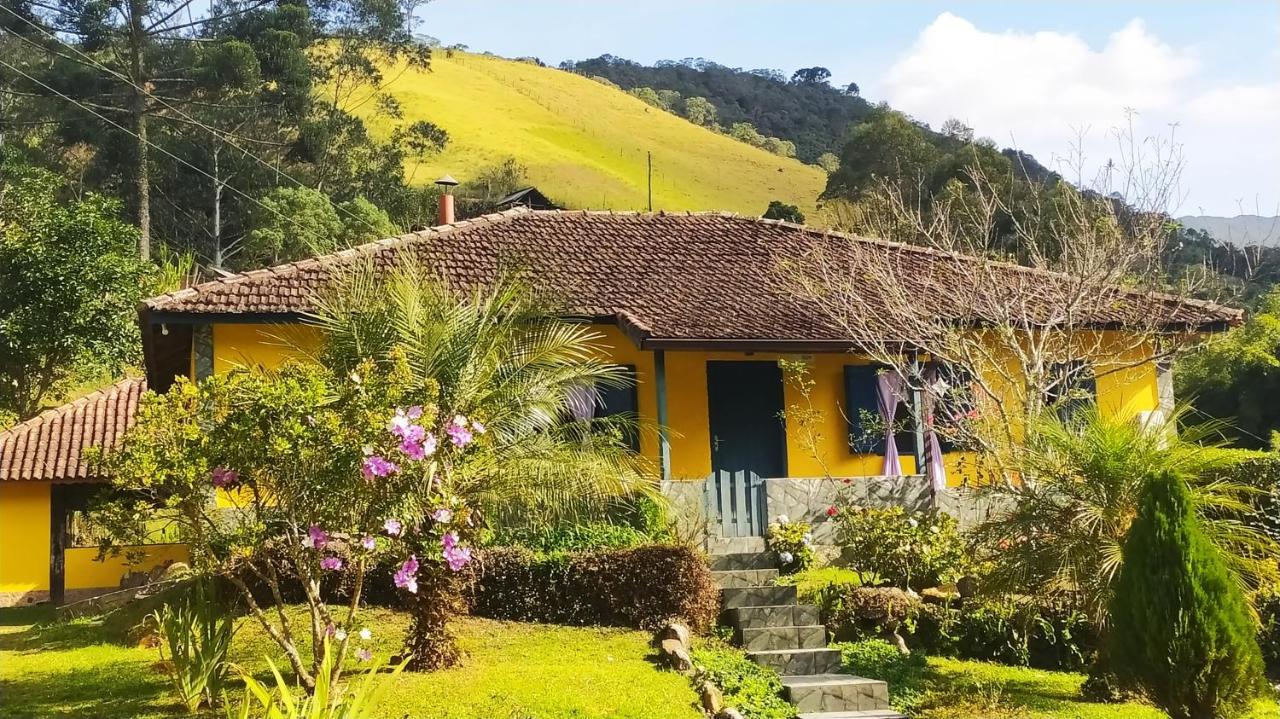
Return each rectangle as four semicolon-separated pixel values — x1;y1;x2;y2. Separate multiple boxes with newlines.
913;598;1097;671
824;586;921;652
490;495;671;553
1107;470;1267;719
970;408;1277;625
150;578;234;713
766;517;815;574
832;504;967;590
467;544;719;631
691;644;796;719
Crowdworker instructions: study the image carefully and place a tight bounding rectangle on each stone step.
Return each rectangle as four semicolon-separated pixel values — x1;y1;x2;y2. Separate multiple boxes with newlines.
720;584;796;609
708;551;779;571
747;647;841;676
793;706;906;711
783;674;892;713
707;536;766;554
725;603;821;629
712;568;780;589
738;624;827;651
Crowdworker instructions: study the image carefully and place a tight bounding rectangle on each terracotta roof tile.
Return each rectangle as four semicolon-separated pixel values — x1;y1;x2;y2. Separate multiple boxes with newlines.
0;377;146;482
142;209;1241;343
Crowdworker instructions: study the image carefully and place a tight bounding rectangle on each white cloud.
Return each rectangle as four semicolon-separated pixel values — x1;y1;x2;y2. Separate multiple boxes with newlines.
883;13;1279;217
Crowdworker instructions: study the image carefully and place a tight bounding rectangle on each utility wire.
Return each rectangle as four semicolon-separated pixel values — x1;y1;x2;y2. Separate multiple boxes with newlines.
0;7;387;236
0;55;319;244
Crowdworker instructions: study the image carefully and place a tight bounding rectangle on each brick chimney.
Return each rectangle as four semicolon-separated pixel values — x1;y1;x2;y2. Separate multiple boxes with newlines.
435;174;458;225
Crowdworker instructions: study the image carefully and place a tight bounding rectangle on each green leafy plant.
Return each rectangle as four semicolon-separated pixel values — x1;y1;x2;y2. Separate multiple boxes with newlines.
1107;470;1268;719
834;639;928;713
970;406;1279;625
151;579;235;713
832;504;967;590
690;643;796;719
224;639;407;719
766;518;816;574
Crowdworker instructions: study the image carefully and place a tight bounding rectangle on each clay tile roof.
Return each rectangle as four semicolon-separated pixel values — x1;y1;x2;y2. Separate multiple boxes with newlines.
1;377;146;482
141;208;1242;345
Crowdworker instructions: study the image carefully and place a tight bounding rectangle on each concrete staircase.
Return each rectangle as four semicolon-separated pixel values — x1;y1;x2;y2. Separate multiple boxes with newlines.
709;538;904;719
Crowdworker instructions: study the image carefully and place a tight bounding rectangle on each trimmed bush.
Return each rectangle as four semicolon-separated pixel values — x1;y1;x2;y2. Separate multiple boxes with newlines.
823;586;922;650
1108;470;1268;719
466;544;719;632
765;519;816;574
691;643;796;719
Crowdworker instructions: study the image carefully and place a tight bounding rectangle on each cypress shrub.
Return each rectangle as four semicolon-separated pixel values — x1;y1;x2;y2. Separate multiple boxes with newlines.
1107;470;1267;719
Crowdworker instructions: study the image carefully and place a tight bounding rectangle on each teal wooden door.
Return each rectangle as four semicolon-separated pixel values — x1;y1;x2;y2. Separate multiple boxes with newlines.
705;361;785;536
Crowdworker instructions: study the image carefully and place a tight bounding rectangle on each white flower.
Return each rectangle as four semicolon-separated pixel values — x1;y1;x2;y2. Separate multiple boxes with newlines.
349;371;362;385
775;514;790;525
301;534;315;549
779;551;794;564
359;628;372;641
334;628;347;642
802;533;813;545
908;518;919;528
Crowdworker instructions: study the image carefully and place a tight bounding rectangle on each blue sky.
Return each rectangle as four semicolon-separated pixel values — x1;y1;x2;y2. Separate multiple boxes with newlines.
417;1;1280;217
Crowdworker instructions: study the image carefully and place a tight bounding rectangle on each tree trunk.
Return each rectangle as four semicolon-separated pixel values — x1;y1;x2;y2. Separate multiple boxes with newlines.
212;147;224;268
127;0;151;260
403;567;463;671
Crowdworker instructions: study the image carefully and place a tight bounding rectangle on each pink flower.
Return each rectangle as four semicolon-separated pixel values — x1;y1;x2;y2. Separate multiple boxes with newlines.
441;532;472;572
387;410;411;437
321;555;343;571
399;432;436;461
471;420;486;434
384;518;403;536
826;505;839;517
325;622;336;637
394;555;419;593
211;467;238;488
361;455;398;480
446;416;473;448
302;525;328;549
357;648;373;662
432;508;453;524
360;535;377;551
406;405;423;420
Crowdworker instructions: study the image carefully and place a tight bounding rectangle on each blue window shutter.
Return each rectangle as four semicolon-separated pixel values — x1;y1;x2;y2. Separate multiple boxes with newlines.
844;364;882;454
597;365;640;451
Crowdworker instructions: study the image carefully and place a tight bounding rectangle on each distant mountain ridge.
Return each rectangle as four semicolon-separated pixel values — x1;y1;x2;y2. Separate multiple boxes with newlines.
1178;215;1280;247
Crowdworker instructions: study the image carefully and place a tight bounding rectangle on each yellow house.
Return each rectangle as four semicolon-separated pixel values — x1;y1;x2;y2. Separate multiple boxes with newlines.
0;208;1241;604
135;208;1239;538
0;379;187;606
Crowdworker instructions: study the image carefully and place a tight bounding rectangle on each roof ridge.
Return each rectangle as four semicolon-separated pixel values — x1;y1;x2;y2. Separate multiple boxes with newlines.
751;215;1241;318
0;376;144;437
142;206;534;310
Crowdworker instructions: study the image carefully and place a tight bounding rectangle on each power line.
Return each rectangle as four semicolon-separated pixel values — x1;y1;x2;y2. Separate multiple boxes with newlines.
0;55;318;245
0;7;387;237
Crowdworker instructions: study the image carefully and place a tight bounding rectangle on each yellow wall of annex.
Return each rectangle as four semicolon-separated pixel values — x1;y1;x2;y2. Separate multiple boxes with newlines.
212;323;321;375
64;544;189;590
0;482;51;594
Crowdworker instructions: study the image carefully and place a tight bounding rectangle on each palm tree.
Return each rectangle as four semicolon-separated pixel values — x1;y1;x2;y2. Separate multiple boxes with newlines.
969;405;1278;626
302;254;659;667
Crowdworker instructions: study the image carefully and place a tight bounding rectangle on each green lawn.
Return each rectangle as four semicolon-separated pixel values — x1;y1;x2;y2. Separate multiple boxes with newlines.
0;604;702;719
901;656;1278;719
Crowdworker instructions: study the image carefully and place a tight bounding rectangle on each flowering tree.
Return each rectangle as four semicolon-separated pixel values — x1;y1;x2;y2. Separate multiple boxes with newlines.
95;261;654;690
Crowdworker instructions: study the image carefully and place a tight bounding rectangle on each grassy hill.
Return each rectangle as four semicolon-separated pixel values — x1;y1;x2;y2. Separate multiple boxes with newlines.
366;52;828;217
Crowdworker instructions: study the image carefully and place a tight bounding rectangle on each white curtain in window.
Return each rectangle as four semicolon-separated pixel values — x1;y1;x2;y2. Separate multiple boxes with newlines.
876;371;905;476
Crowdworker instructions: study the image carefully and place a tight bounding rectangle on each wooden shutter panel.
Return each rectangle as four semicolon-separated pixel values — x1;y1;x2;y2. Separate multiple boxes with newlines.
844;364;882;454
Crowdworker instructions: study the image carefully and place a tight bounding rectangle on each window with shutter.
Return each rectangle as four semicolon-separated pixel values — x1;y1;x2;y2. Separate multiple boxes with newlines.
597;365;640;451
843;364;916;456
1046;361;1096;422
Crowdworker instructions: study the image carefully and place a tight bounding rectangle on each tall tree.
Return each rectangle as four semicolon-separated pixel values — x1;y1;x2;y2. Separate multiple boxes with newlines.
0;157;153;421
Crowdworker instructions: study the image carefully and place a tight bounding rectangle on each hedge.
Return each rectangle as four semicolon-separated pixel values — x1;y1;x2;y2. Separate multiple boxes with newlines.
465;544;719;632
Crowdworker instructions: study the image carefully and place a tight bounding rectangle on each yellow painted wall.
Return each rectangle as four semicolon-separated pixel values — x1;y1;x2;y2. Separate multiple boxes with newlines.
208;321;1163;487
212;323;321;374
0;482;51;594
65;544;189;590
